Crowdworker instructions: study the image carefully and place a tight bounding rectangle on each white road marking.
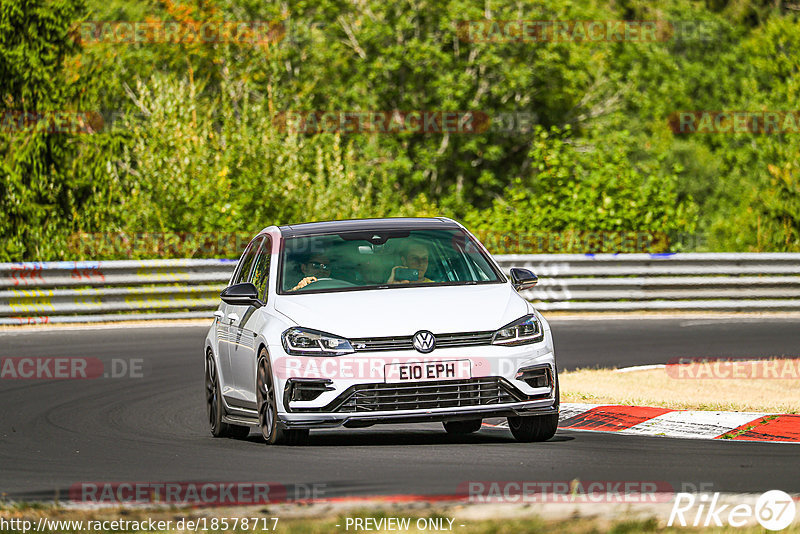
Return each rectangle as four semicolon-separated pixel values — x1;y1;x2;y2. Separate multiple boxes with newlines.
614;364;666;373
558;403;601;422
620;410;770;439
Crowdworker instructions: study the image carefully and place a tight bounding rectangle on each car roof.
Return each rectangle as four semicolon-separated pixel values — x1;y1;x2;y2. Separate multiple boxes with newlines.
278;217;461;238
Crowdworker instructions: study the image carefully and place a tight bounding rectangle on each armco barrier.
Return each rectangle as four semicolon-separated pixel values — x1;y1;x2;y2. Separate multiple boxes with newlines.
508;253;800;311
1;254;800;324
0;260;236;325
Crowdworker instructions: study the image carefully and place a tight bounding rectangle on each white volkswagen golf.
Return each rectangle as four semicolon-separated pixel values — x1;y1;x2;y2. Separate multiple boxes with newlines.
204;217;559;445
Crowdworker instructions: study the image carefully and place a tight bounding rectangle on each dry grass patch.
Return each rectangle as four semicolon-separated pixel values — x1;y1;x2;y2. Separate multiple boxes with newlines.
2;503;798;534
561;358;800;413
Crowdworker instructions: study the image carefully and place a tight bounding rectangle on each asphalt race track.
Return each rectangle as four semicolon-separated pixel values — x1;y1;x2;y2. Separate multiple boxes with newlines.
550;316;800;370
1;317;799;501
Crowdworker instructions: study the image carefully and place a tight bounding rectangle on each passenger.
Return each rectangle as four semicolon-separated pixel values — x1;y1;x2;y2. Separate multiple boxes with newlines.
387;241;434;284
290;252;331;291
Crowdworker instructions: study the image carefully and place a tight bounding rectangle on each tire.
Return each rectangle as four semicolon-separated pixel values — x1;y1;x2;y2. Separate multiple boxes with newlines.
205;351;250;439
507;413;559;442
257;348;309;446
507;371;560;443
443;419;482;434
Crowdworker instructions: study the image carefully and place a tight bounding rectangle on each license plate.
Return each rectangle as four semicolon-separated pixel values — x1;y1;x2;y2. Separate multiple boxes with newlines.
384;360;471;383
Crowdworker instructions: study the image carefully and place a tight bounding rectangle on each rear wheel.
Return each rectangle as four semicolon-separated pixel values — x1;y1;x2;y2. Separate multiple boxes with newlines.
205;351;250;439
257;348;309;446
443;419;482;434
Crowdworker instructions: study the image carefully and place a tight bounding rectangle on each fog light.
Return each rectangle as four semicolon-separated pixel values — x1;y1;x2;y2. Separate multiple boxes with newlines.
286;379;335;402
515;366;551;388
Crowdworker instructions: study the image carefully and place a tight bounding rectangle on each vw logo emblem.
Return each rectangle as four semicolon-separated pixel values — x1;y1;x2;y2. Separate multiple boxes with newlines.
412;331;436;353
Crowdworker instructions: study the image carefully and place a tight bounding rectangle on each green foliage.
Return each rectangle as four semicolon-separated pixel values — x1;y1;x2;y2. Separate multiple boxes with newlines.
464;126;697;252
1;0;799;259
0;0;94;259
85;73;414;256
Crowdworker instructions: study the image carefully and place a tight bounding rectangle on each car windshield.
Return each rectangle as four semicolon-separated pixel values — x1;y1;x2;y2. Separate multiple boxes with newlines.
279;229;503;294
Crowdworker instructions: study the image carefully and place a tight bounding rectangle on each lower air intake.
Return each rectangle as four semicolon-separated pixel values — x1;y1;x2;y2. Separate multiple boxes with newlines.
335;377;520;412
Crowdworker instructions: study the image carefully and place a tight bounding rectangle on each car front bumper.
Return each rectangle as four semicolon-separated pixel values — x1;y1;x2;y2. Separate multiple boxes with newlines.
269;340;558;429
278;399;558;429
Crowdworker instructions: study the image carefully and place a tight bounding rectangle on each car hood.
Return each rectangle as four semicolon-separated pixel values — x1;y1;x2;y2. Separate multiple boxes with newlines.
273;283;528;338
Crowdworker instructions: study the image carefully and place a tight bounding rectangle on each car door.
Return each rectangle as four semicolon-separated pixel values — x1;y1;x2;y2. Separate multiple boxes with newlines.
227;235;267;407
219;236;261;402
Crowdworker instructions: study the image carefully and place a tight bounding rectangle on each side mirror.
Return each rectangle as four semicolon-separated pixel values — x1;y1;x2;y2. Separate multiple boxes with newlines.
510;268;538;292
220;282;264;308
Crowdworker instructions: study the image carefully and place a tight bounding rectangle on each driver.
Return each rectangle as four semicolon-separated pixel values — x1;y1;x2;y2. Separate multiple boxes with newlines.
290;252;331;291
387;241;434;284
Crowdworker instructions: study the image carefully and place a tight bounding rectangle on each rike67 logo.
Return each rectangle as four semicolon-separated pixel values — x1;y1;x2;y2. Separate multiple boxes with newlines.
669;490;796;531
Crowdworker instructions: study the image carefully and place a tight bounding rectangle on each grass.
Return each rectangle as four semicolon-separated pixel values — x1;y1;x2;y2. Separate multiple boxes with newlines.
560;358;800;413
1;504;798;533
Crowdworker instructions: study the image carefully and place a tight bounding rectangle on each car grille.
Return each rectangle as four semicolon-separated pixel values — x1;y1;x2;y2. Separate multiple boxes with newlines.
350;331;495;352
334;377;520;412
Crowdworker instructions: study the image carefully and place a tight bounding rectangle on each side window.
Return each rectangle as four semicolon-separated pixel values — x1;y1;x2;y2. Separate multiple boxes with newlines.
232;237;263;285
251;236;272;302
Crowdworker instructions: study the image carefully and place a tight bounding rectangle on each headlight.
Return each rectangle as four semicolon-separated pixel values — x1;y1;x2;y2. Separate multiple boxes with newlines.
492;314;544;346
281;327;355;356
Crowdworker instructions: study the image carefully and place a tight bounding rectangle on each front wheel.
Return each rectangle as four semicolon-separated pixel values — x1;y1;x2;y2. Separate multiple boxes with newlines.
507;413;559;442
257;349;309;446
507;372;559;442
